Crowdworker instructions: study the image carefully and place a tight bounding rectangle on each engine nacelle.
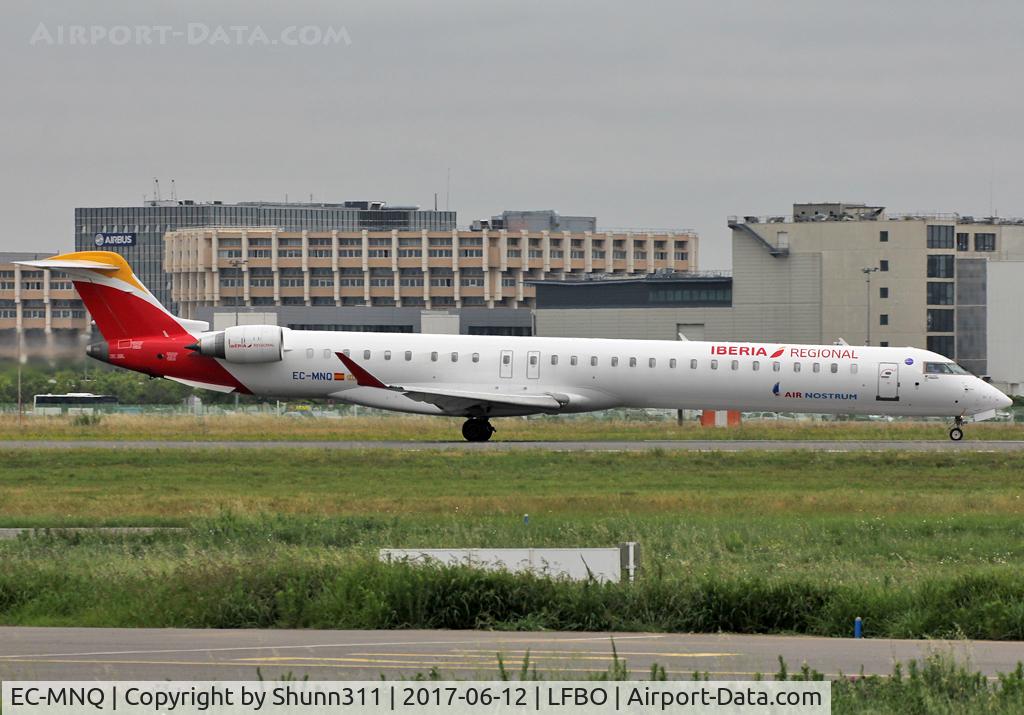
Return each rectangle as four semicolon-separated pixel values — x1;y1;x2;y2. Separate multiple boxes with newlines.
194;325;284;363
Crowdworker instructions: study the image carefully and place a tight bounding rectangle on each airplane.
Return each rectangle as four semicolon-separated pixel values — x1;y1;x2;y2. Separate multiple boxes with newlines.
17;251;1013;442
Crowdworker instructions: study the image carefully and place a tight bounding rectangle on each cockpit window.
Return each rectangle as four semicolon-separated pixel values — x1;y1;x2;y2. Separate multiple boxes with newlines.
924;361;970;375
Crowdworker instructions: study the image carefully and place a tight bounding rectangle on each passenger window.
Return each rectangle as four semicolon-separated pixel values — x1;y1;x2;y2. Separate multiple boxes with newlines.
306;348;314;359
669;358;677;368
363;350;371;360
502;354;511;365
323;349;331;359
649;358;656;368
794;362;801;372
405;351;412;361
590;356;598;366
472;353;480;363
529;354;537;365
430;351;438;362
629;357;637;367
731;360;738;370
711;359;718;370
752;360;760;371
451;352;458;362
690;359;697;369
343;349;350;357
570;356;578;366
851;364;858;374
384;350;391;361
813;362;820;373
612;357;619;367
551;355;558;365
772;362;780;372
830;363;838;373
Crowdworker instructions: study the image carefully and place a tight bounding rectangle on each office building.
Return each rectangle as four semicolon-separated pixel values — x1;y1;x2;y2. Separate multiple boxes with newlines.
75;199;456;307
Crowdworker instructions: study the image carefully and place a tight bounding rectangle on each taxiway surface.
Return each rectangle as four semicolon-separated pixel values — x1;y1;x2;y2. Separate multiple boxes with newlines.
0;628;1020;681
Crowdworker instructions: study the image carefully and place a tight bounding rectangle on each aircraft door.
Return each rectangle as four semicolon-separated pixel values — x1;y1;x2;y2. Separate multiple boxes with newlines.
526;351;540;379
499;350;514;379
876;362;900;401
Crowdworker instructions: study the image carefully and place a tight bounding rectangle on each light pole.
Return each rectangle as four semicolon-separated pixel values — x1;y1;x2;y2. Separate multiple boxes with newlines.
862;267;879;345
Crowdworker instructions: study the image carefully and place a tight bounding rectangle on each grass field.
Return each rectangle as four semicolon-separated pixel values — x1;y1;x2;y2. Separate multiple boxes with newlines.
1;412;1023;441
2;448;1024;642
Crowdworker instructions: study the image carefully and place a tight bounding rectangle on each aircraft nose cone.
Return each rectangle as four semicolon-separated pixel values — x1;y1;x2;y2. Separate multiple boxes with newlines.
996;391;1013;410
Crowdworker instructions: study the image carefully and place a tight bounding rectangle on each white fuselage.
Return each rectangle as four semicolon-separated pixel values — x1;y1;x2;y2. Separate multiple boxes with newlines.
218;331;1010;419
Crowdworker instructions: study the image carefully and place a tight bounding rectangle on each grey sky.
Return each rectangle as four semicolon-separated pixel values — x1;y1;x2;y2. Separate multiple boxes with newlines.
1;0;1022;268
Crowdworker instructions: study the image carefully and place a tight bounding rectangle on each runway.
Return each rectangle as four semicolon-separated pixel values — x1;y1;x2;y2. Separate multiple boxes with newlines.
2;439;1023;452
0;628;1020;681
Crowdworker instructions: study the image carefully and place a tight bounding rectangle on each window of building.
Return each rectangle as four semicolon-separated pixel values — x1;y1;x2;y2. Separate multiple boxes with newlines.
975;233;996;252
690;359;697;369
926;225;954;249
711;359;718;370
879;230;888;242
926;282;955;305
927;309;954;332
880;341;889;347
880;287;889;299
927;254;955;278
927;335;955;358
880;314;889;326
879;260;889;272
956;233;970;251
649;358;656;368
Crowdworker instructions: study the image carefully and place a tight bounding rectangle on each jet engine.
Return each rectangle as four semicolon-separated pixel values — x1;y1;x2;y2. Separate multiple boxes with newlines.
190;325;284;363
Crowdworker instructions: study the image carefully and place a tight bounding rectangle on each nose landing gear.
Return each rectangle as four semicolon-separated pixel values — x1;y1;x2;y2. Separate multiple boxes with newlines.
949;416;964;441
462;418;495;442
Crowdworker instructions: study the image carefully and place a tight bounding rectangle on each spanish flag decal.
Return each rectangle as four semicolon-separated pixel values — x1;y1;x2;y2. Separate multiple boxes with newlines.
334;372;346;381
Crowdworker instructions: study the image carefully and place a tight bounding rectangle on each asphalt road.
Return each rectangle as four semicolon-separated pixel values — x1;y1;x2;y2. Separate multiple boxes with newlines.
0;628;1020;681
2;439;1023;451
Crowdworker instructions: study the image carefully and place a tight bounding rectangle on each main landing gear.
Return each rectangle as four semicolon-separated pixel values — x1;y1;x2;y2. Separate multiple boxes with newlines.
949;416;964;441
462;418;495;442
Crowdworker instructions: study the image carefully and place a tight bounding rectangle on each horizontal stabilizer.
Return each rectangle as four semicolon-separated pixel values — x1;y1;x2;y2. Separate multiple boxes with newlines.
14;259;121;271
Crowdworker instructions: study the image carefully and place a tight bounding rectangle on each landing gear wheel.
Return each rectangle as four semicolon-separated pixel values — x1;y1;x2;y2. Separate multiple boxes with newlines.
462;418;494;442
949;427;964;441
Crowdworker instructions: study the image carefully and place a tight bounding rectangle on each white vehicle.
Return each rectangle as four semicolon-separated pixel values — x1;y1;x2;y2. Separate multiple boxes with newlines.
18;251;1012;442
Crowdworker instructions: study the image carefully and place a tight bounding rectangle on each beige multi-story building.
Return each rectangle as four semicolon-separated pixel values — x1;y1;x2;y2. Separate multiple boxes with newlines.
164;227;697;319
0;252;91;359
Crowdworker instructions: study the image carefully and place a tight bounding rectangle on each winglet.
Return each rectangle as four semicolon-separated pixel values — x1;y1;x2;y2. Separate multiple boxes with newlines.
336;352;388;388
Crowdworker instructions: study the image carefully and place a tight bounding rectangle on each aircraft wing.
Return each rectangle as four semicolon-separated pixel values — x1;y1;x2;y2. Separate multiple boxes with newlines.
334;352;566;414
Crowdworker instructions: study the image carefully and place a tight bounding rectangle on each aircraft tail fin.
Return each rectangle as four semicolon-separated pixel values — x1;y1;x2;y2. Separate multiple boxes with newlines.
13;251;208;340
